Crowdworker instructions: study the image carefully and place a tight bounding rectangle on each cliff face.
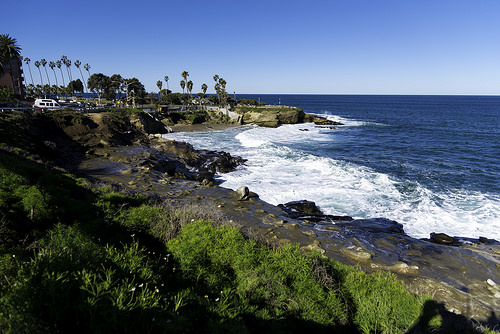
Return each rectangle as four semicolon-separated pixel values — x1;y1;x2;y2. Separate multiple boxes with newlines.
0;110;244;181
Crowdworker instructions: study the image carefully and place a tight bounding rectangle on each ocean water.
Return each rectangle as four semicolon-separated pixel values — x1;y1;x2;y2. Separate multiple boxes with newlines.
164;95;500;240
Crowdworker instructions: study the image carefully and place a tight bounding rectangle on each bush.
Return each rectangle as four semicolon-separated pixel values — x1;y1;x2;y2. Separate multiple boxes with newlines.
0;224;176;333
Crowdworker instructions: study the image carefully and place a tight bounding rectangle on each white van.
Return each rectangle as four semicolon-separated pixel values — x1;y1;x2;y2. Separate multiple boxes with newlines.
32;99;62;110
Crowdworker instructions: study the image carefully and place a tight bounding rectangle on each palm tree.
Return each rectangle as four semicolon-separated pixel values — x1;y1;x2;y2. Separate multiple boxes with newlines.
56;60;65;87
40;59;51;86
201;83;207;95
0;34;22;90
187;80;193;97
164;75;169;90
181;71;189;94
180;80;185;94
48;61;58;87
219;78;227;106
213;74;220;104
156;80;162;95
74;60;87;94
84;63;91;80
25;83;35;98
61;55;72;82
34;60;43;85
23;57;34;85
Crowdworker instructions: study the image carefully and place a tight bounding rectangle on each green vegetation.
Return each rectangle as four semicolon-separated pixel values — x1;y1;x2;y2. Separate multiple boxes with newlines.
0;150;444;333
0;34;22;95
0;86;16;103
237;98;266;106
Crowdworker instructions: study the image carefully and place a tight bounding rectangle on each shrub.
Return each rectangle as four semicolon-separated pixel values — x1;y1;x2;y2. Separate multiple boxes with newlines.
0;224;176;333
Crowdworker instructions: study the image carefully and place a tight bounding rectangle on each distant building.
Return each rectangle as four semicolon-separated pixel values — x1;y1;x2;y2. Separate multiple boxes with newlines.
0;55;25;97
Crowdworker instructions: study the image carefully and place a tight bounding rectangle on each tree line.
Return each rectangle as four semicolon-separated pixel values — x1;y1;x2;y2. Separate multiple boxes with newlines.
1;34;233;107
156;71;230;107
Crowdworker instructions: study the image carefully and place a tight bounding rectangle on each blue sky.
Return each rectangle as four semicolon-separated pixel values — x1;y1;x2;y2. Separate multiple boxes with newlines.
3;0;500;94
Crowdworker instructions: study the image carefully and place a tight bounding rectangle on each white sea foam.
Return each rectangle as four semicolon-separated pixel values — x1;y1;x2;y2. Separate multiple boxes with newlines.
164;124;500;240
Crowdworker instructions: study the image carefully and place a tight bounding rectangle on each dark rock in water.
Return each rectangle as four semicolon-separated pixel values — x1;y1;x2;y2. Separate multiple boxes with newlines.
479;236;498;244
278;200;353;222
336;218;405;234
429;232;455;246
200;150;246;174
279;200;323;216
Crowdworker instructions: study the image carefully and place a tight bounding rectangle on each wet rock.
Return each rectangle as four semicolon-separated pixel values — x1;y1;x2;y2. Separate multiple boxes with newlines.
279;200;353;222
281;200;323;215
301;240;325;254
429;232;455;245
479;237;498;244
200;150;246;173
341;246;372;262
337;218;405;234
303;113;344;126
370;262;420;275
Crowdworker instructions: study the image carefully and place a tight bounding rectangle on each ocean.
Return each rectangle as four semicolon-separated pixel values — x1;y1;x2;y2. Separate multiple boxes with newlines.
164;95;500;240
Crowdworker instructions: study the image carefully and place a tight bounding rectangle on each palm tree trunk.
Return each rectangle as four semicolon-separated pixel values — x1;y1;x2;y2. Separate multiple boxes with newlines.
78;68;87;94
27;65;34;85
37;68;44;85
44;67;51;86
51;69;59;87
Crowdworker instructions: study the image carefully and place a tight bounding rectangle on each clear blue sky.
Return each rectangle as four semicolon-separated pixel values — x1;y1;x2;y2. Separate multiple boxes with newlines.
3;0;500;95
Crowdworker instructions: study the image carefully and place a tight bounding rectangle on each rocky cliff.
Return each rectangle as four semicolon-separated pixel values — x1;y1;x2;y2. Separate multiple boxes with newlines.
234;106;343;128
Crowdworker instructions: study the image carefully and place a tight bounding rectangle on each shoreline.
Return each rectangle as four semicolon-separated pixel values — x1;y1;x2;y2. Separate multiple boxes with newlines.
160;122;500;323
77;140;500;323
2;110;498;326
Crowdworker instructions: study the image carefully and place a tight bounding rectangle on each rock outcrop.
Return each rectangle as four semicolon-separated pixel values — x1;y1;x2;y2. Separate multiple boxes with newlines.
237;107;343;128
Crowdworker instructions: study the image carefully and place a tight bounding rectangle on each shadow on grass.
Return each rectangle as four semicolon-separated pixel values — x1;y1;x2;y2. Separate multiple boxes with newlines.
408;300;499;334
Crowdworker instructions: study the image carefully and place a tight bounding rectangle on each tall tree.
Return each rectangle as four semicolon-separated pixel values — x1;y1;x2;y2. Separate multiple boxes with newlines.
74;60;87;94
201;83;208;95
108;74;123;101
84;63;91;81
219;77;227;106
67;79;84;95
156;80;162;92
180;80;185;95
40;59;50;86
164;75;169;90
61;55;72;82
87;73;110;105
187;80;193;97
48;61;58;87
34;60;43;85
56;60;65;87
23;57;34;85
213;74;220;105
181;71;189;94
0;34;22;90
